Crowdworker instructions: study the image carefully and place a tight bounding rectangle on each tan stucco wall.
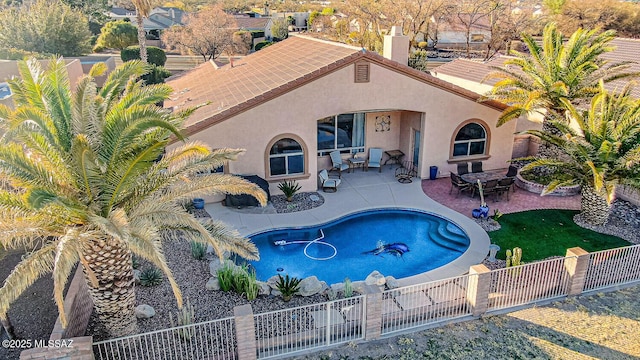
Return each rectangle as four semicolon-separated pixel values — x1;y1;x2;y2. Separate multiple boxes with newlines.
174;61;518;197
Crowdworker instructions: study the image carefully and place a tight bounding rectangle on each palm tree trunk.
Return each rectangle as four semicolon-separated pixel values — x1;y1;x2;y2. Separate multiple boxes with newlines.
136;11;148;63
580;184;611;225
1;313;16;339
81;237;138;337
536;119;564;159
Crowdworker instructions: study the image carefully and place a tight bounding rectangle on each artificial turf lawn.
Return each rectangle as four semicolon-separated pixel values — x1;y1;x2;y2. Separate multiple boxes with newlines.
488;209;631;262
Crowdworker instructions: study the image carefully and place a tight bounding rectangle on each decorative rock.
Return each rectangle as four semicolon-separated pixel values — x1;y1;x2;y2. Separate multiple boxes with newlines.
205;277;220;291
365;271;386;287
209;258;223;276
330;283;344;293
257;281;271;296
135;304;155;319
319;281;329;293
271;289;282;297
351;281;366;294
267;275;281;290
385;276;400;289
299;276;323;296
133;269;141;284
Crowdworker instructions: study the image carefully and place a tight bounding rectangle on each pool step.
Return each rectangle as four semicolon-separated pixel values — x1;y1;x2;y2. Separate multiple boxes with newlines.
429;221;469;252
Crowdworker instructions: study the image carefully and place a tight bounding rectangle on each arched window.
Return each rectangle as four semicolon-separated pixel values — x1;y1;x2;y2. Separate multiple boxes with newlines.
269;138;304;176
453;123;487;157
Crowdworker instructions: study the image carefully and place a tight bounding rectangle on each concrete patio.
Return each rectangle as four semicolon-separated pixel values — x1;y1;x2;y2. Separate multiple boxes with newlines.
206;169;490;286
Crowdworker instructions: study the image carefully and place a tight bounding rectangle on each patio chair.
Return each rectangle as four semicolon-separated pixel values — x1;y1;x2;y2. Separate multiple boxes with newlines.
506;165;518;178
329;150;349;178
496;177;515;201
472;179;499;200
449;173;471;196
318;169;341;192
395;161;417;183
366;148;383;172
457;162;469;175
471;161;483;173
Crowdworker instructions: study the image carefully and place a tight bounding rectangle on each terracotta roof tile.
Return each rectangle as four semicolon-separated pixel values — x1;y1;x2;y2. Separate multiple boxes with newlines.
165;35;506;137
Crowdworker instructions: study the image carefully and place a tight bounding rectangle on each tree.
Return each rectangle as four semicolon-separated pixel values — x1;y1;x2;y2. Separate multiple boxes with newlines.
161;5;237;61
485;23;637;152
0;59;267;337
520;84;640;225
0;0;92;56
94;20;138;51
61;0;110;35
484;0;541;60
132;0;153;63
452;0;501;58
271;18;289;41
232;30;253;55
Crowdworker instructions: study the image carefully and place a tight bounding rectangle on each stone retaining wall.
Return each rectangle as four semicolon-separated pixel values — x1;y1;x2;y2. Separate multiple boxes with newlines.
515;174;581;196
616;185;640;207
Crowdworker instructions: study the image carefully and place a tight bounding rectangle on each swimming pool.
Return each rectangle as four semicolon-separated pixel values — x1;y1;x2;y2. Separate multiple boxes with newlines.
248;209;470;284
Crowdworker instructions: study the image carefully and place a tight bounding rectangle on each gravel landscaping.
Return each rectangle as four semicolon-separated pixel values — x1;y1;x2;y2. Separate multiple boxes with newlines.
291;284;640;359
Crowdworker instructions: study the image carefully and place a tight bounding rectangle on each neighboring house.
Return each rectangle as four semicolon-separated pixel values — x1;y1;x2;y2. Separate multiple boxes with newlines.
66;56;117;88
164;27;518;199
271;12;309;32
430;37;640;157
122;7;186;40
106;7;136;21
0;59;84;108
233;15;274;42
429;14;492;49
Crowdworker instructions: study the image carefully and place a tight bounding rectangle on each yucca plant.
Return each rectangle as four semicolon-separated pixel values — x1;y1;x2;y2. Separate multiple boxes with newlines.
278;179;301;202
0;58;267;337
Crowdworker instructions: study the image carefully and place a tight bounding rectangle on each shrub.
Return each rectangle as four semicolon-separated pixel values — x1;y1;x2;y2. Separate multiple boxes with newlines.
0;47;44;60
276;274;301;301
139;267;163;286
244;268;259;300
190;241;207;260
278;180;301;201
418;41;428;49
254;41;273;51
121;45;167;66
217;262;234;292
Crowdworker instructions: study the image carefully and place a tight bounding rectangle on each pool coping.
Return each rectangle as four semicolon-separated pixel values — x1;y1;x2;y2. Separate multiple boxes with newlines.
206;170;490;286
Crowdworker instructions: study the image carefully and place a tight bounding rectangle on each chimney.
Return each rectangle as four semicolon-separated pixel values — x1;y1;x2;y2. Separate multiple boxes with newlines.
383;26;409;65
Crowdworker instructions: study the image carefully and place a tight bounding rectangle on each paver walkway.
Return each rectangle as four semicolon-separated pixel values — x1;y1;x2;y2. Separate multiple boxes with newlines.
422;177;581;216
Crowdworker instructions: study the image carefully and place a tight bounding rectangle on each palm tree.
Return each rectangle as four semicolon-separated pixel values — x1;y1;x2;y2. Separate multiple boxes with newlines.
0;59;267;337
485;23;637;156
132;0;153;63
519;83;640;225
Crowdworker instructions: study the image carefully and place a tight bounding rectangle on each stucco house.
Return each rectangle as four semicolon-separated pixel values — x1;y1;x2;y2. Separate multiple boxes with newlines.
164;27;516;200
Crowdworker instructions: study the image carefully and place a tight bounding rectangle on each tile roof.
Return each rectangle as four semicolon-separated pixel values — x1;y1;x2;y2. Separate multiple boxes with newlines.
233;16;271;30
165;35;507;137
432;37;640;99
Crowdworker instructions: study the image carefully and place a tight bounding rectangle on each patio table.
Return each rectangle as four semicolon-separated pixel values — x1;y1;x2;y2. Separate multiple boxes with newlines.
383;149;405;166
460;169;506;184
348;157;366;172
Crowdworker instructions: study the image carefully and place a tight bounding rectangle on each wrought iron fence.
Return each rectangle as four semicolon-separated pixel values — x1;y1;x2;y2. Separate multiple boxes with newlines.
254;296;365;359
584;244;640;292
488;257;572;311
93;316;236;360
381;274;472;335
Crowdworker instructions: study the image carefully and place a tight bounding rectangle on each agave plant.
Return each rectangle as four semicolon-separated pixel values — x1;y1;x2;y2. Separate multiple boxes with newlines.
0;58;266;337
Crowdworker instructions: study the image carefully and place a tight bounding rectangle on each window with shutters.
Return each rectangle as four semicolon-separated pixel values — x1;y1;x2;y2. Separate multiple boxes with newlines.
354;62;370;83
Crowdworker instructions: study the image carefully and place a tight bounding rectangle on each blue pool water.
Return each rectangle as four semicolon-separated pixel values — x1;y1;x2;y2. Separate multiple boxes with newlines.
248;209;470;284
